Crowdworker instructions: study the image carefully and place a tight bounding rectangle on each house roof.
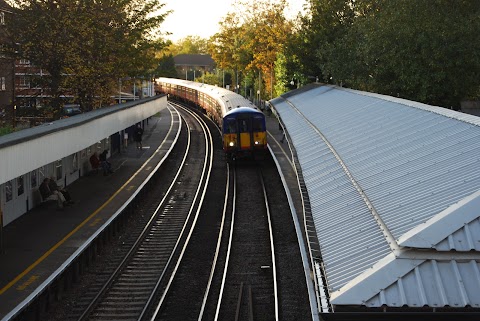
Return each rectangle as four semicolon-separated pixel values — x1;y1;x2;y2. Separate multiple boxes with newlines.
173;54;215;67
271;85;480;310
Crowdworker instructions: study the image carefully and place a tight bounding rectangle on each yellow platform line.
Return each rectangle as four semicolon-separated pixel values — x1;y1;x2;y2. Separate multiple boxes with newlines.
0;116;173;296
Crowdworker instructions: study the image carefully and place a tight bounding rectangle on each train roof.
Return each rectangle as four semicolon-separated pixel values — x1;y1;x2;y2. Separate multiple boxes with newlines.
224;106;264;117
157;77;258;115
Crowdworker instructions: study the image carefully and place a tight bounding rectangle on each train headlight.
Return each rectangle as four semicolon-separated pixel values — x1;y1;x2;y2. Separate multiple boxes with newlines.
229;141;235;147
254;141;259;145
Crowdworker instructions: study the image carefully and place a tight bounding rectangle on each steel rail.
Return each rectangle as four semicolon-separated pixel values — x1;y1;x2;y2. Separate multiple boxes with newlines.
76;107;192;321
197;164;230;320
213;166;237;321
147;103;215;320
258;169;280;320
214;166;277;320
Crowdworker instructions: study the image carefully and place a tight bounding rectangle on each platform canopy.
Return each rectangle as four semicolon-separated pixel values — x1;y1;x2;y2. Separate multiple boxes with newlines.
271;85;480;310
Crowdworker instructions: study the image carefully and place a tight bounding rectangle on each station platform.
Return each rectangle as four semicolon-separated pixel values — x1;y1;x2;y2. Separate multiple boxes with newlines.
0;106;179;320
0;104;308;320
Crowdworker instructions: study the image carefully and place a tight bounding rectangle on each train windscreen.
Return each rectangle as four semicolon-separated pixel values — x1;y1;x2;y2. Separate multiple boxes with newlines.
252;116;264;131
224;118;237;134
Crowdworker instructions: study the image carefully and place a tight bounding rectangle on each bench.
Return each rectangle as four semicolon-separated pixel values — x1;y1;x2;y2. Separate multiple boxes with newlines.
34;188;57;209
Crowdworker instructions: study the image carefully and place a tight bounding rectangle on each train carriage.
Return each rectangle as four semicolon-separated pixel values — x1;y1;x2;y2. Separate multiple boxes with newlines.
222;107;267;161
157;78;268;161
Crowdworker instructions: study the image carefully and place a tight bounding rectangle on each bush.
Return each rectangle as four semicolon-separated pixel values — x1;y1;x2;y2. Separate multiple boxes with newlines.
0;125;14;136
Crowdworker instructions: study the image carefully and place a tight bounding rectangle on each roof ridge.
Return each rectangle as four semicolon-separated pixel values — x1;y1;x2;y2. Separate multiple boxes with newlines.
397;190;480;250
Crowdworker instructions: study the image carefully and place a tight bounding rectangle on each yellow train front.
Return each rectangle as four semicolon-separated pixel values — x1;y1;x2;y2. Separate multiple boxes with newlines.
222;107;267;162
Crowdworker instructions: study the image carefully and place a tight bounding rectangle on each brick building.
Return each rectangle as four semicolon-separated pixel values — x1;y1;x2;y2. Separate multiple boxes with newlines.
0;0;13;123
174;54;215;81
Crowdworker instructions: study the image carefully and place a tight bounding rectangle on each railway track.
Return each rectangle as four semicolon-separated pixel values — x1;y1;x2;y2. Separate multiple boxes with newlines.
41;101;313;321
214;164;278;321
70;104;214;321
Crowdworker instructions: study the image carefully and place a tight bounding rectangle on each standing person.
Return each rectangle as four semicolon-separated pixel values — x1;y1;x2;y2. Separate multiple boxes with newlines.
39;178;66;209
99;150;114;175
133;124;144;150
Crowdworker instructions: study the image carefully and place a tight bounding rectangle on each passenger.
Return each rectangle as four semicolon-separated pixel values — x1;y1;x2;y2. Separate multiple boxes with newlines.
39;178;67;209
89;152;101;173
48;176;74;205
99;150;114;176
265;102;272;116
133;124;144;150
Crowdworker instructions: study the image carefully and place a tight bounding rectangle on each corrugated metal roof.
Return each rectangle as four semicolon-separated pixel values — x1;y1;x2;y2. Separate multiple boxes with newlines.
270;84;480;309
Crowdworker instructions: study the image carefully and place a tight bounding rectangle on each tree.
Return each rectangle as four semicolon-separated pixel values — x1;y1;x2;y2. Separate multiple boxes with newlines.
167;35;209;56
155;53;178;78
8;0;77;114
8;0;170;114
210;0;293;100
199;71;221;86
354;0;480;107
298;0;480;107
241;0;293;98
297;0;355;85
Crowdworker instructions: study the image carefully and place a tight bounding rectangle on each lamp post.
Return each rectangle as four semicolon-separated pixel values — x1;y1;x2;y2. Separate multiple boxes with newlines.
11;51;17;128
118;78;122;104
133;79;136;101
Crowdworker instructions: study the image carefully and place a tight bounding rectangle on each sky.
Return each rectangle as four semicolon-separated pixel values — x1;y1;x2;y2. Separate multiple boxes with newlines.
160;0;307;42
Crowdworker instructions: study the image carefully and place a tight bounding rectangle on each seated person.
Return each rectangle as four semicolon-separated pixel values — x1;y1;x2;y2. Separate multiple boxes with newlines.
99;150;114;175
39;178;67;209
48;176;74;205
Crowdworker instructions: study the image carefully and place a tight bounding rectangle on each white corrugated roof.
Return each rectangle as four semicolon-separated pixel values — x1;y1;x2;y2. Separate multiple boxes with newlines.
271;84;480;309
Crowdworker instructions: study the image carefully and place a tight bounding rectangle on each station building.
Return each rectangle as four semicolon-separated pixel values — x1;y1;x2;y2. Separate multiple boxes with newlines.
0;96;167;226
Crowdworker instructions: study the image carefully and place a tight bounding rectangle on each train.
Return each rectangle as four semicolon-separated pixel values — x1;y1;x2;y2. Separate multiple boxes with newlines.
157;78;267;161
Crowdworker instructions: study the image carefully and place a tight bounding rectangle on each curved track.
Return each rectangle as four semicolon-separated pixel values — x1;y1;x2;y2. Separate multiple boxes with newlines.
36;100;314;321
74;104;213;321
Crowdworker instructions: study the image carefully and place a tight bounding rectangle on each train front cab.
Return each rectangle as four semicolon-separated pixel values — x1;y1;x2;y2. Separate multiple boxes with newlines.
222;107;267;162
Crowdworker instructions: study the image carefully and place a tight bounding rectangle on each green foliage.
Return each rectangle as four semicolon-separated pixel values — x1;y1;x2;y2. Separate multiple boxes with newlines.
274;52;290;96
209;0;294;99
298;0;480;108
355;0;480;107
156;54;178;78
0;125;14;136
167;36;209;55
8;0;170;113
199;72;221;86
